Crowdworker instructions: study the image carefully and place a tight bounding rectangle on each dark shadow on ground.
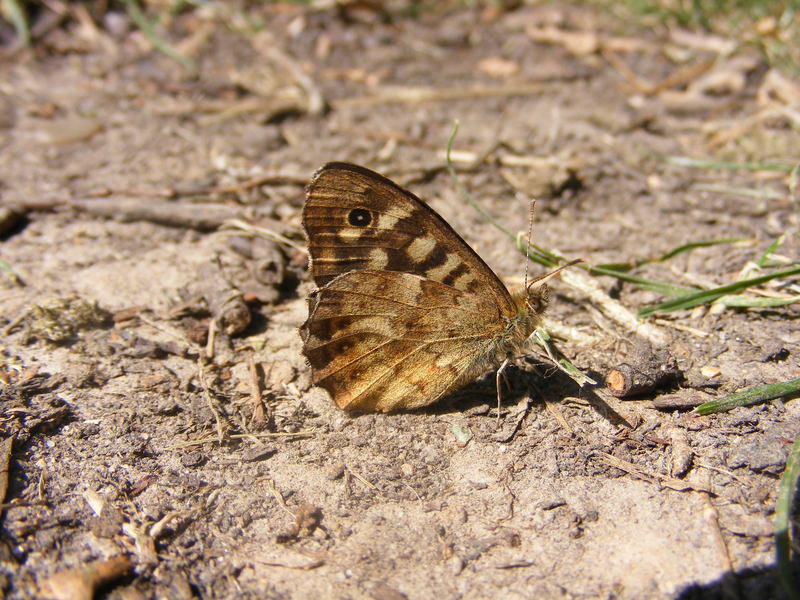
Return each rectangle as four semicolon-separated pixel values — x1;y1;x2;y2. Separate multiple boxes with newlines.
676;557;799;600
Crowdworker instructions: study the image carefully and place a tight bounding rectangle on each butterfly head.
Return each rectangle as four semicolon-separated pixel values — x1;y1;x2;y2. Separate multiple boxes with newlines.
519;258;583;317
522;280;549;315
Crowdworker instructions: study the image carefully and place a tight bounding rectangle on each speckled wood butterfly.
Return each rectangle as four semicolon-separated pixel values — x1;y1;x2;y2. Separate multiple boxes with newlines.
301;162;555;412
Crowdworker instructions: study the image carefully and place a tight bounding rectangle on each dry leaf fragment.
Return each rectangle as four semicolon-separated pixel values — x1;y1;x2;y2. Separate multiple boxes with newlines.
758;69;800;106
235;545;324;570
476;56;520;78
527;25;599;56
38;555;133;600
0;437;11;506
28;297;110;343
276;503;323;542
667;426;694;478
687;54;760;97
669;29;736;56
35;116;103;146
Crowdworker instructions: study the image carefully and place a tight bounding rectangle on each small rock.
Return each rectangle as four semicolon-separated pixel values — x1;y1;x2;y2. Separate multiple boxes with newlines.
539;496;567;510
154;399;181;416
728;437;786;472
181;451;205;468
449;554;465;576
241;446;276;462
324;463;345;480
36;115;102;146
267;361;297;388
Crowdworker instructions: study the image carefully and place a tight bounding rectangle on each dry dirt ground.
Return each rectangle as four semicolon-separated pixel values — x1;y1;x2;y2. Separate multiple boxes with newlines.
1;3;799;599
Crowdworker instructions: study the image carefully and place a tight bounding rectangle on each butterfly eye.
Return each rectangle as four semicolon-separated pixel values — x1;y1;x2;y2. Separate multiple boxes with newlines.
348;208;372;227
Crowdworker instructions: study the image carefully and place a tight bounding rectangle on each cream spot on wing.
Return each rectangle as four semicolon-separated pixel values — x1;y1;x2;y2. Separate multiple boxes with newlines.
425;253;460;281
346;316;407;338
407;236;436;263
369;248;389;269
434;354;454;369
451;272;478;291
339;228;363;241
407;275;424;295
376;214;399;230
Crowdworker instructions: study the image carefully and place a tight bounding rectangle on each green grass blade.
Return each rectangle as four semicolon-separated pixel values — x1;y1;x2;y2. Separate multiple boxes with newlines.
516;238;561;269
715;295;800;308
659;237;750;261
694;378;800;416
589;265;697;297
123;0;196;70
592;262;635;272
596;238;748;273
445;126;769;308
0;257;24;286
2;0;30;47
533;329;596;387
445;125;799;315
446;121;514;242
756;236;784;268
694;183;787;200
664;156;797;174
775;435;800;600
639;265;800;317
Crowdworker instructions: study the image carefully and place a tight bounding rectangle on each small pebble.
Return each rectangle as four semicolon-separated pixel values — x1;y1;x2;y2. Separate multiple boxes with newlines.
324;462;345;480
37;115;102;146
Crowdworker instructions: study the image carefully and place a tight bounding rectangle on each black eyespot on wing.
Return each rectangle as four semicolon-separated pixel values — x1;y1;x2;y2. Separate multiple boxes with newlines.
348;208;371;227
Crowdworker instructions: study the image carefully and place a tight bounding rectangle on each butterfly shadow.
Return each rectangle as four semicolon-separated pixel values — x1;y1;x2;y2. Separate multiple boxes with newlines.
423;362;633;431
420;363;571;416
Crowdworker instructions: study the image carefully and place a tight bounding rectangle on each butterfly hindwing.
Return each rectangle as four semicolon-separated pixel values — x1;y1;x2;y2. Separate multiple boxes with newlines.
302;269;507;411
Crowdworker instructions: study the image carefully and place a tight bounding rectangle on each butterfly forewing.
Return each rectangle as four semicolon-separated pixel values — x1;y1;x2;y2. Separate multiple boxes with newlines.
303;163;514;313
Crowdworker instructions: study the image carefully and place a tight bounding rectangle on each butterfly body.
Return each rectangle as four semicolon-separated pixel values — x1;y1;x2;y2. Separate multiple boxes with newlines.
301;163;548;412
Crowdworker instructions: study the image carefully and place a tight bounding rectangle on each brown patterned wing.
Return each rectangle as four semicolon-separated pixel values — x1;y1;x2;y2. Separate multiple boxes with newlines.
301;270;521;411
303;162;514;313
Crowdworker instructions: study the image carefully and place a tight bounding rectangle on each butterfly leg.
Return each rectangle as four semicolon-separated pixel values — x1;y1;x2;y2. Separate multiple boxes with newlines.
495;357;511;427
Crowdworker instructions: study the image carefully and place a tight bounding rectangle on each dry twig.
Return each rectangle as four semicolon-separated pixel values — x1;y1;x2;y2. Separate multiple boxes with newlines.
560;269;670;347
595;452;711;493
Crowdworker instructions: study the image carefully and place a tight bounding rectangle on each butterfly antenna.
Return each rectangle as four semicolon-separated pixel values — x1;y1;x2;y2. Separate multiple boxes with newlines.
527;258;585;291
522;197;536;290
